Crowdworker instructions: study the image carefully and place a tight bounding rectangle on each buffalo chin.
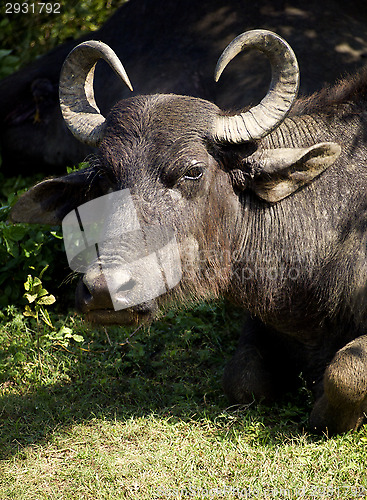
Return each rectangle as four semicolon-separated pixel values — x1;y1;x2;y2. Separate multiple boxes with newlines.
84;308;153;325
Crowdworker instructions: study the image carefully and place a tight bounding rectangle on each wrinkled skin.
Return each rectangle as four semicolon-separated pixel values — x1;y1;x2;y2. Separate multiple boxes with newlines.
10;40;367;436
2;0;367;174
12;95;237;323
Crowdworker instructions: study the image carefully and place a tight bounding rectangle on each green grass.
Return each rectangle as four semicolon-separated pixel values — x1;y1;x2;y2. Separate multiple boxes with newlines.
1;300;367;499
2;416;367;500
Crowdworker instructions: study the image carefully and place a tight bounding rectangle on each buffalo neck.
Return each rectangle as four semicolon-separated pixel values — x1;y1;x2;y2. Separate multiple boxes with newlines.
227;102;367;339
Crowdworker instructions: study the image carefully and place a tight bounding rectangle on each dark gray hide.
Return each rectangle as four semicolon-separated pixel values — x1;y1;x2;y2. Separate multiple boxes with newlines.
10;29;367;436
1;0;367;174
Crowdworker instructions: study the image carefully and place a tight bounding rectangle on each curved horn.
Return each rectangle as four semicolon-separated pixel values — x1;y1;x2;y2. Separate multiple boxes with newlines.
59;40;133;146
213;30;299;143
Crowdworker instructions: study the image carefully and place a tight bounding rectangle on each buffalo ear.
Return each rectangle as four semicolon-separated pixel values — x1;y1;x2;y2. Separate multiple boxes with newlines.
10;167;103;225
250;142;341;203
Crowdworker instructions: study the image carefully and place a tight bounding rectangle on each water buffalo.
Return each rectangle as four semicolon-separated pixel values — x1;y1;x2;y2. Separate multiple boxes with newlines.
1;0;367;174
10;29;367;435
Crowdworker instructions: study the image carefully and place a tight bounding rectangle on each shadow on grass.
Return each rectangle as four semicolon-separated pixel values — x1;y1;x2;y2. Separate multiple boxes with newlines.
0;301;317;459
0;381;315;460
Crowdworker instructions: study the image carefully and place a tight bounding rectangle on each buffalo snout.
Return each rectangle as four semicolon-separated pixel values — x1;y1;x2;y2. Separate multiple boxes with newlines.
75;266;157;325
76;266;114;313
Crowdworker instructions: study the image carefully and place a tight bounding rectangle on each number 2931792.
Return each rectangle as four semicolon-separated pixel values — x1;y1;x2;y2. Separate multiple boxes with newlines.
5;3;61;14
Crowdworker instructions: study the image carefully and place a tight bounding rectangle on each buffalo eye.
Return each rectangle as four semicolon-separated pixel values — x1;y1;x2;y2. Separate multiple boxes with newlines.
183;162;204;181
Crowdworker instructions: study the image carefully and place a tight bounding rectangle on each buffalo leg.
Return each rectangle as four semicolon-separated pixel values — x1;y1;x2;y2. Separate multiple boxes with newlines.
310;335;367;434
223;318;299;404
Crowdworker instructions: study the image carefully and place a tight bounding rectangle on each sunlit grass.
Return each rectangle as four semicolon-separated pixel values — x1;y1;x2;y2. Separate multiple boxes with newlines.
1;302;367;499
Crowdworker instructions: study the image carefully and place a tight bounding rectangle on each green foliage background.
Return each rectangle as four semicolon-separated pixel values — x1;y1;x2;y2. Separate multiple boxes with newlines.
0;174;64;307
0;0;126;69
0;1;126;308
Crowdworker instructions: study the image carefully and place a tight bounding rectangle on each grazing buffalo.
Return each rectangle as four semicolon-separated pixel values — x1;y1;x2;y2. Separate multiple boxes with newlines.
10;28;367;435
1;0;367;174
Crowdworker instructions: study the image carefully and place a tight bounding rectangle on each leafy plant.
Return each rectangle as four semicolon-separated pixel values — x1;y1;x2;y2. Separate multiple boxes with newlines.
0;196;65;307
0;173;78;309
46;325;84;347
22;266;84;349
23;266;56;328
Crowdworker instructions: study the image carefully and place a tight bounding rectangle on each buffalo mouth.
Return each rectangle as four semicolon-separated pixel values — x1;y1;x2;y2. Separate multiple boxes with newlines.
75;279;157;325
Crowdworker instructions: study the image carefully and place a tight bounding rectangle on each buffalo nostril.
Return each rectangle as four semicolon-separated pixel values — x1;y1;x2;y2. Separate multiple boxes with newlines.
81;282;94;305
79;268;114;310
75;279;97;313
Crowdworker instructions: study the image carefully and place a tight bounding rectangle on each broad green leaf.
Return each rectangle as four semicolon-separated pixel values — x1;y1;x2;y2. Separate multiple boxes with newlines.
72;334;84;343
32;277;42;287
0;49;12;59
24;292;38;304
6;225;27;242
23;305;37;318
37;294;56;305
59;326;73;336
24;275;33;292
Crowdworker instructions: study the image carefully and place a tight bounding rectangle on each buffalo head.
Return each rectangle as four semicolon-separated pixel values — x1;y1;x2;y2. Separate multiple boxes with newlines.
10;30;340;325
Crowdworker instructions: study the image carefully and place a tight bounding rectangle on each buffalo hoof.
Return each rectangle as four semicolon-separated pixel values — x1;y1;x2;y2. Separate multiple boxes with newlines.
309;335;367;435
